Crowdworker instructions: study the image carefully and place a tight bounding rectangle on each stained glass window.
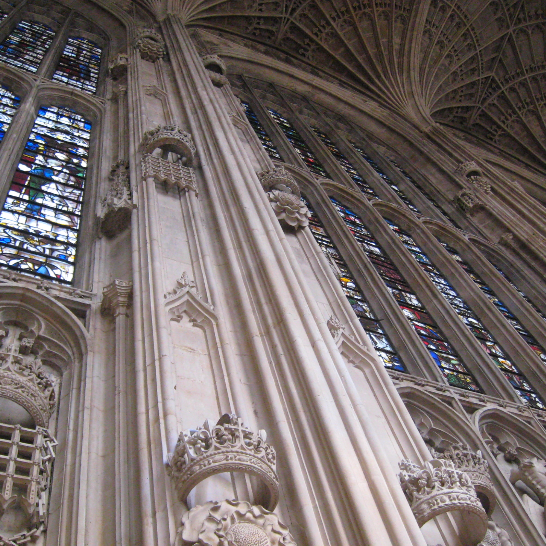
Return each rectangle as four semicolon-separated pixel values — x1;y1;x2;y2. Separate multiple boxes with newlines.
240;101;282;160
440;239;546;368
304;197;405;371
52;37;102;94
330;197;480;390
268;108;329;178
0;106;91;283
0;20;55;73
387;220;544;408
312;128;378;199
350;143;420;213
0;84;20;142
0;10;7;22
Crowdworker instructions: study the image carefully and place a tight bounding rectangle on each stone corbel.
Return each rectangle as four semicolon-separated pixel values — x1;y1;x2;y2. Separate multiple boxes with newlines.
134;28;166;62
258;167;310;229
109;53;128;80
101;279;133;317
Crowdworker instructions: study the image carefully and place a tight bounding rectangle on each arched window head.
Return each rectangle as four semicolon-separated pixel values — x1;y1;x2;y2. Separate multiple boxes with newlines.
52;36;102;94
0;105;92;283
0;20;55;73
0;84;20;142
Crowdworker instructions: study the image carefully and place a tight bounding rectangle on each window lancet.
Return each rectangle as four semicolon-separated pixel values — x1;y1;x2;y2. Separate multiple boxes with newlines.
387;220;544;408
0;105;92;283
52;36;102;94
331;198;480;391
0;84;20;142
440;239;546;367
268;108;329;178
304;197;405;371
0;20;55;73
350;143;419;212
240;101;281;160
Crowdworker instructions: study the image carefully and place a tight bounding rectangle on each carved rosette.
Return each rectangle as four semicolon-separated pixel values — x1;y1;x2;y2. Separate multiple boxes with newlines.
167;414;279;510
141;125;197;165
258;168;310;229
142;155;197;193
202;55;229;87
179;500;297;546
108;53;128;79
0;328;57;428
100;161;134;238
399;459;487;537
134;28;166;62
436;445;496;514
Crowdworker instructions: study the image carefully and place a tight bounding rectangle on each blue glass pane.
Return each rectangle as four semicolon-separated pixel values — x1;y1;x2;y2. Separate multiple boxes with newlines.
240;101;281;160
52;37;102;94
387;219;544;409
312;128;378;199
0;20;55;73
304;197;406;371
268;108;329;178
330;197;480;390
0;84;20;142
0;106;91;283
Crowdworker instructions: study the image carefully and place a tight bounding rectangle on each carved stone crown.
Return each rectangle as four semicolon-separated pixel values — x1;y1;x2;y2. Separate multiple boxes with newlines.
435;444;496;514
141;125;196;165
0;327;57;428
258;167;301;196
167;414;279;510
399;458;487;532
202;55;227;75
455;160;483;178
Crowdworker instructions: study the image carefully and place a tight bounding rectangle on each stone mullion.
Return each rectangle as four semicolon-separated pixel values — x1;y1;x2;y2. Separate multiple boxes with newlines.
410;226;546;402
300;190;444;383
348;199;521;402
161;17;431;546
240;76;305;169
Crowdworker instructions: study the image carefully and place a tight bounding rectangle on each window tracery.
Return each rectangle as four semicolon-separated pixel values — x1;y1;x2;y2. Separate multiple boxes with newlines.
439;239;546;367
267;108;329;178
52;36;102;94
0;83;20;142
304;197;405;371
0;105;92;283
240;100;281;161
0;20;55;73
330;197;480;391
387;220;544;408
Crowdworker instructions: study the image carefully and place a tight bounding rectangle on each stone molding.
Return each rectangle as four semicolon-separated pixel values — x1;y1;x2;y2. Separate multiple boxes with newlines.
101;280;133;317
134;28;166;62
179;500;297;546
142;155;197;194
100;161;134;238
0;325;57;428
140;125;197;165
399;458;487;537
167;414;279;510
108;53;128;79
435;444;496;514
258;168;310;229
0;424;56;545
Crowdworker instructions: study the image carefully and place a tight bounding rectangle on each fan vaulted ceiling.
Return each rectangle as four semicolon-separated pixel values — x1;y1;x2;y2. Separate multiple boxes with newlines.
175;0;546;170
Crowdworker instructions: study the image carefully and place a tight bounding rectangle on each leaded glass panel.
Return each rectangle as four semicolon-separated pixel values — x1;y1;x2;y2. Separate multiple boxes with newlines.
312;128;378;199
52;37;102;94
268;108;329;178
0;84;20;142
387;220;544;408
350;143;420;213
0;20;55;73
0;106;91;283
304;197;405;371
330;197;480;391
240;101;282;160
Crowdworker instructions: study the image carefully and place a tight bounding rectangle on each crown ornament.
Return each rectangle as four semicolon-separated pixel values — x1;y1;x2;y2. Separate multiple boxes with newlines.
167;414;279;510
140;125;196;165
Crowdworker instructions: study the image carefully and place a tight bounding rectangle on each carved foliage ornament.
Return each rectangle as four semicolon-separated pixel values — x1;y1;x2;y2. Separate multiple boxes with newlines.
167;414;279;510
258;168;310;229
399;458;487;536
142;155;197;194
179;500;297;546
100;161;134;238
134;28;166;62
0;325;57;428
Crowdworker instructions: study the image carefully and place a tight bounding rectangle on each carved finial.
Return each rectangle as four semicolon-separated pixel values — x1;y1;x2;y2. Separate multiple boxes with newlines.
165;272;197;299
